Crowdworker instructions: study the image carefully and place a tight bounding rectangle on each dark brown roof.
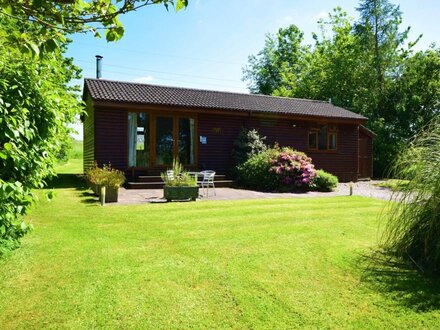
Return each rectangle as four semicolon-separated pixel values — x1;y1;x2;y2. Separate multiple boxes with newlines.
84;78;367;121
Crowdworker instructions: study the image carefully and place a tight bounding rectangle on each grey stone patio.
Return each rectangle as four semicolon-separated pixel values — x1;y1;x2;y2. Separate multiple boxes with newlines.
113;180;394;205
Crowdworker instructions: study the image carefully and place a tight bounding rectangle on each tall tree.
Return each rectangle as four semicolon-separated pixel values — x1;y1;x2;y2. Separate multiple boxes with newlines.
285;7;363;110
354;0;420;175
242;25;310;95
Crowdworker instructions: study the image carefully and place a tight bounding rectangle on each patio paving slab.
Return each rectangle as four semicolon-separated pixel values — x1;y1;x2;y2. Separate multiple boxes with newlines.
111;180;394;205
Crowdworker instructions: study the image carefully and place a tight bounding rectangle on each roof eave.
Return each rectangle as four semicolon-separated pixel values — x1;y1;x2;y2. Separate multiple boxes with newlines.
91;99;368;124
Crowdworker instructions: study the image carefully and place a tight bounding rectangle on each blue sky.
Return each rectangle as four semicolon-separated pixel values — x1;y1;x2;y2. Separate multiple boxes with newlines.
68;0;440;138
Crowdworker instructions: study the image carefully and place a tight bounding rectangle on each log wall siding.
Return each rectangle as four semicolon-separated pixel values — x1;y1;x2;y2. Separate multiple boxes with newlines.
198;113;247;174
94;106;128;169
83;96;95;172
359;129;373;178
198;113;360;181
85;103;369;182
308;125;359;182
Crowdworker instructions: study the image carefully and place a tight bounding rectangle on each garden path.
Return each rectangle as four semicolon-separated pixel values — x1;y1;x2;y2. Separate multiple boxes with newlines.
113;180;394;205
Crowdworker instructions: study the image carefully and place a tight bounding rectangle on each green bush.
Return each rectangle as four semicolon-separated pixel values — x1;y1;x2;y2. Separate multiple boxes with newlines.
236;147;317;192
312;170;339;192
0;17;82;255
86;164;126;190
236;149;278;191
232;128;267;166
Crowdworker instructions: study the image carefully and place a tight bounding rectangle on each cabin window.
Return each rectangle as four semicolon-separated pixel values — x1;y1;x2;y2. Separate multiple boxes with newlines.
318;125;328;150
308;131;317;149
128;112;150;167
328;132;337;150
308;124;337;151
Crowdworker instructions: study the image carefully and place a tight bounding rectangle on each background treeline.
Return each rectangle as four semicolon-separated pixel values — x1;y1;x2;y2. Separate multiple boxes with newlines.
243;0;440;177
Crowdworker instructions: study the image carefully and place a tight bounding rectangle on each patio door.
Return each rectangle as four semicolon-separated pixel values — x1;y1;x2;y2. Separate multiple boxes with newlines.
155;116;174;166
128;112;196;168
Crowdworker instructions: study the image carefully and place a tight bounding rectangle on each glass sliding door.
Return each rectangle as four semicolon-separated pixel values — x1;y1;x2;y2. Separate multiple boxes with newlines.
178;118;195;165
128;112;150;167
128;113;196;168
155;116;174;166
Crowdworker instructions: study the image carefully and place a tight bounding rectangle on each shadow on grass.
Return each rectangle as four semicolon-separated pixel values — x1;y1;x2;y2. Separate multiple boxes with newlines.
46;174;100;205
79;191;99;205
360;251;440;312
46;174;86;190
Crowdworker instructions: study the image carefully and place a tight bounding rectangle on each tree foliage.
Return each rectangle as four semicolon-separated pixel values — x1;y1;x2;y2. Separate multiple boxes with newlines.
242;25;310;95
0;16;83;254
0;0;187;46
243;0;440;177
0;0;188;254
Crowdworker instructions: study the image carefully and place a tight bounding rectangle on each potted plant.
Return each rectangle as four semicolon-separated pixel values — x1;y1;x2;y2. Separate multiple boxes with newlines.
101;164;125;203
85;163;105;196
86;164;125;203
161;159;199;202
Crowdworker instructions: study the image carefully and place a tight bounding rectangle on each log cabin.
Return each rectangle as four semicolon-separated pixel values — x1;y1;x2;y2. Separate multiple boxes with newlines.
82;78;374;188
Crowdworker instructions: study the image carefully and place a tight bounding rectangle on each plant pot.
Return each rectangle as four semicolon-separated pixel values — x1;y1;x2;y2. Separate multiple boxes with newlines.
91;184;100;196
163;186;199;202
104;186;119;203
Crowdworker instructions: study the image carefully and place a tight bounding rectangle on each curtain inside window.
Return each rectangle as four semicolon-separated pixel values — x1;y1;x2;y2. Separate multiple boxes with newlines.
189;118;195;165
128;112;137;167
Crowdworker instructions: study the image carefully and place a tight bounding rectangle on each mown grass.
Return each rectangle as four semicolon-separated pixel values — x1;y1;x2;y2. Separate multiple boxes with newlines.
1;175;440;328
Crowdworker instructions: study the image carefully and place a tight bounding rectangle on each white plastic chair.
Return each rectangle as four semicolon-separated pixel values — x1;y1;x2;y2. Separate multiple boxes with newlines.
199;170;216;197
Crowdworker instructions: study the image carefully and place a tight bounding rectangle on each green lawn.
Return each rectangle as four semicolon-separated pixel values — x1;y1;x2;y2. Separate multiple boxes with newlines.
1;157;440;328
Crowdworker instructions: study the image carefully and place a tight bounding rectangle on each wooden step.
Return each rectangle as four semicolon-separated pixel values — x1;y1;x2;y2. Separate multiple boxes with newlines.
126;180;235;190
126;182;164;189
137;175;162;183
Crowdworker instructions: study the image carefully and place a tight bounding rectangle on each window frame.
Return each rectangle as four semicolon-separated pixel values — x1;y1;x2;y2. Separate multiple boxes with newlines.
307;124;338;152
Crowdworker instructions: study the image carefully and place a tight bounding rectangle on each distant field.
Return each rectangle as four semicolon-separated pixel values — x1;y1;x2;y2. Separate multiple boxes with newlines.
70;139;83;160
55;139;83;174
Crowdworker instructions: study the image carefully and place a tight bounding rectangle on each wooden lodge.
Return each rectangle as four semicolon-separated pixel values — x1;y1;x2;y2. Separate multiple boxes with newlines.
82;78;373;188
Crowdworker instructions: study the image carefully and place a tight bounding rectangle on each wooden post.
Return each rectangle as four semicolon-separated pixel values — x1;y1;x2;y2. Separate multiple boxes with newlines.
349;182;353;196
100;185;106;206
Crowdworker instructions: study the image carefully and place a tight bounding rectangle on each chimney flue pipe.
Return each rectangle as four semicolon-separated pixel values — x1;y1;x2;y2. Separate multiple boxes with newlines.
95;55;103;79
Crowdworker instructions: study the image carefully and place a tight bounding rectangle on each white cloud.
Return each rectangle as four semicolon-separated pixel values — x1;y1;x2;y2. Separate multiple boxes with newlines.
282;15;294;23
312;11;328;23
133;76;155;84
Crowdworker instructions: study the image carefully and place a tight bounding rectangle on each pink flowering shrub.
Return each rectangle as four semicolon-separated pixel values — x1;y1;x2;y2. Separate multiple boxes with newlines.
236;146;316;191
268;148;316;189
